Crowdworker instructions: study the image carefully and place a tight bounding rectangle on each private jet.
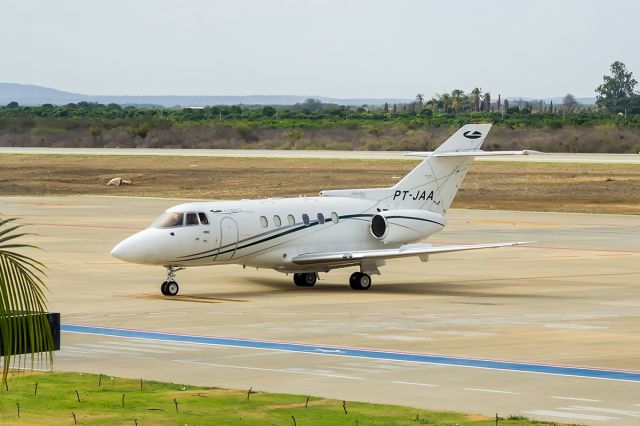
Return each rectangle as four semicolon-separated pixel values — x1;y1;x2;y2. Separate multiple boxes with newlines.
111;123;532;295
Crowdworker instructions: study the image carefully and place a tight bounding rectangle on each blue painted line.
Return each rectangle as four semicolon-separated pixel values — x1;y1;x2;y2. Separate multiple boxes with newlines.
61;324;640;382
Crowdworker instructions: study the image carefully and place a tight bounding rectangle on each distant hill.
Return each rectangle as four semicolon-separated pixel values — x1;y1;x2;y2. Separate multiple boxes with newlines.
0;83;87;105
0;83;411;107
505;96;596;105
0;83;597;107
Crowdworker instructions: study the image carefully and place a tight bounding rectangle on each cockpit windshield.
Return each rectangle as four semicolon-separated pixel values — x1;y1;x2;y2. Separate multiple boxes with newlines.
152;212;184;228
151;211;210;228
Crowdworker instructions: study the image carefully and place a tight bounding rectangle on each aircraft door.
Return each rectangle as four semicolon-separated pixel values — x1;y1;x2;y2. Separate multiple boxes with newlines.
215;216;239;261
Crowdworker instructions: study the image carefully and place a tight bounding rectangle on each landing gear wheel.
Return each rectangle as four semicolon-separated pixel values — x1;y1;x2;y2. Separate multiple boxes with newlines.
349;272;371;290
293;273;316;287
165;281;179;296
162;266;184;296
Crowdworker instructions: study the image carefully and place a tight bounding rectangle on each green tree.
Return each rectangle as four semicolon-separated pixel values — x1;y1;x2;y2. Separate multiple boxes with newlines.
482;92;491;112
299;98;323;112
261;106;276;117
563;93;578;113
596;61;638;112
626;94;640;115
450;89;464;113
439;93;451;113
470;87;482;112
0;218;53;387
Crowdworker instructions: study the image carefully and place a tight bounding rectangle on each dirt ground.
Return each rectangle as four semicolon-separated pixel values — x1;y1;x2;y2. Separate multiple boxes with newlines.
1;154;639;214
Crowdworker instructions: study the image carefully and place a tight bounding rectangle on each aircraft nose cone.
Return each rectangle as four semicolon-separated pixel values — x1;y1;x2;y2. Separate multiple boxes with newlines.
111;238;137;262
111;231;152;264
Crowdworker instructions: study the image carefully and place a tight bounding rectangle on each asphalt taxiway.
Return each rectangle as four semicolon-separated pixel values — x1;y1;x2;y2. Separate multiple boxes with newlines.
2;195;639;424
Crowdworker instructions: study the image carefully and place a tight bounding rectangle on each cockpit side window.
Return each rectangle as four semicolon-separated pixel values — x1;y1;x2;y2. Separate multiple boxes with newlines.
185;212;199;226
198;212;209;225
153;212;184;228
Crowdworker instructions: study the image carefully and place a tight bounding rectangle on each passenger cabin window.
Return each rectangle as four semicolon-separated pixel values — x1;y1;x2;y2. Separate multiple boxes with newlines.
260;216;268;228
331;212;339;223
153;212;184;228
302;214;310;226
198;212;209;225
273;215;282;227
186;212;199;226
317;213;325;224
287;214;295;225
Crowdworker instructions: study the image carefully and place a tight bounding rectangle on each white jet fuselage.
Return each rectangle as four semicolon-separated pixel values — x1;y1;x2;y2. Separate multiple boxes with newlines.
112;196;446;272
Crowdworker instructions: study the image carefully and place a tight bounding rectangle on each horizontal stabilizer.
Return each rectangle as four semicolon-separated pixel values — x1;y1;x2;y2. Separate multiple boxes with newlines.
404;150;541;158
292;241;531;266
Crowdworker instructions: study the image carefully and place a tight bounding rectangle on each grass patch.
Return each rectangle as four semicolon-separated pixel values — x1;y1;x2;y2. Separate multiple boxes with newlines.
0;372;565;425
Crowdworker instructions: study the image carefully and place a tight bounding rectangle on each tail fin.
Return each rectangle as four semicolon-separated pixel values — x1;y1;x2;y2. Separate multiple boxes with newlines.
391;123;492;214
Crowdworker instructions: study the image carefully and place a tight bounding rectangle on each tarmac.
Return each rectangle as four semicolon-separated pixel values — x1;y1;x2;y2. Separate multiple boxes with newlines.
1;146;640;163
2;195;640;424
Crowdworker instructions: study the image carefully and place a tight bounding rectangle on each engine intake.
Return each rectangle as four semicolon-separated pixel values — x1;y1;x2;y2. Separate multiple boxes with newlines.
370;209;446;245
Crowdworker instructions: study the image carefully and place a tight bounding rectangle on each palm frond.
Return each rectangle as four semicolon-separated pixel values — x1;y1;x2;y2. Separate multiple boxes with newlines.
0;217;53;388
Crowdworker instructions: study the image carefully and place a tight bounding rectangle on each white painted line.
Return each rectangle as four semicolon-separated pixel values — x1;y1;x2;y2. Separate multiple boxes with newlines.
524;410;618;422
107;313;136;317
73;343;169;354
128;339;200;348
219;352;283;360
463;388;520;395
391;380;439;387
62;347;110;354
563;405;640;418
58;349;93;355
551;396;602;403
173;359;365;380
108;340;199;351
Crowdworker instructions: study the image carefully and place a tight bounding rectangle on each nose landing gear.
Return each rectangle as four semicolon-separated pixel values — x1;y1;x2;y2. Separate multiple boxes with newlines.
161;266;184;296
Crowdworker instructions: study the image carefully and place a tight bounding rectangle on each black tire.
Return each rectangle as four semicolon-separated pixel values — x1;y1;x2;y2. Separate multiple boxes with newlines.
294;273;316;287
349;272;360;289
165;281;179;296
302;273;317;287
161;281;169;295
350;272;371;290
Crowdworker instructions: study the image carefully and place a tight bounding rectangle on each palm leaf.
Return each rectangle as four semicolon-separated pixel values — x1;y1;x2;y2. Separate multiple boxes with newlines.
0;217;53;388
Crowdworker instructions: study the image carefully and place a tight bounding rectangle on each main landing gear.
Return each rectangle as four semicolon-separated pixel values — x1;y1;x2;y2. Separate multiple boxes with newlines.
349;272;372;290
293;272;317;287
292;271;372;290
161;266;183;296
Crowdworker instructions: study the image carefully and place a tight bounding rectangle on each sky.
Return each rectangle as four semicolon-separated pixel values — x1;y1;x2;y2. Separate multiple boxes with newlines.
2;0;639;99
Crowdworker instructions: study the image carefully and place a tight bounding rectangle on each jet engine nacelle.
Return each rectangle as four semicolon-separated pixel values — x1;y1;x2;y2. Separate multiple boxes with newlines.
370;209;446;244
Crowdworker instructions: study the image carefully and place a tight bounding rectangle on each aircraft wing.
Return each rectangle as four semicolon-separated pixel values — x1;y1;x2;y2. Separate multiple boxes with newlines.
291;242;530;266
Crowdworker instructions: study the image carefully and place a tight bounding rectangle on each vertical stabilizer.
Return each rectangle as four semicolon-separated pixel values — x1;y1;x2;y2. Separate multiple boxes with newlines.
390;124;492;214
